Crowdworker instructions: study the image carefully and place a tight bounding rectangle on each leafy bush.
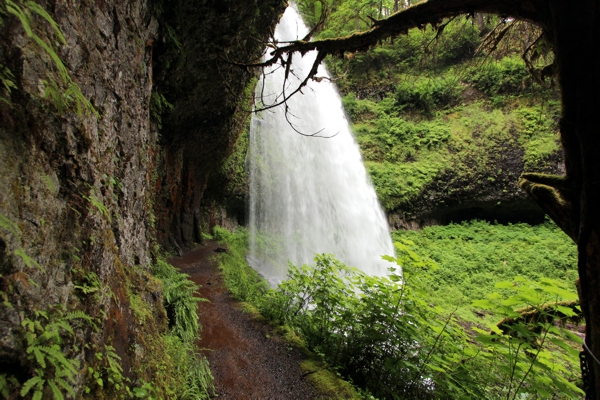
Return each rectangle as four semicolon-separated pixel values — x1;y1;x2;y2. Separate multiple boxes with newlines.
256;244;582;398
259;251;477;399
395;75;463;114
469;56;532;95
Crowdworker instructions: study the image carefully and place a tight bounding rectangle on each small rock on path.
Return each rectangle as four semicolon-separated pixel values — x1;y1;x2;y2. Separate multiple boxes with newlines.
169;241;318;399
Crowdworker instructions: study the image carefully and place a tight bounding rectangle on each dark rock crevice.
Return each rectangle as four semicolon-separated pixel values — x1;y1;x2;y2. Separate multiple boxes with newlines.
152;0;285;252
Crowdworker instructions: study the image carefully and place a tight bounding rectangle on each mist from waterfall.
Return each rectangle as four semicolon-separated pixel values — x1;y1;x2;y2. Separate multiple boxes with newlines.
247;6;395;285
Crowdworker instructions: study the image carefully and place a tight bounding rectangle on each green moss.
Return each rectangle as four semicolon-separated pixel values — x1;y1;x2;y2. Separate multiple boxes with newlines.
300;360;361;400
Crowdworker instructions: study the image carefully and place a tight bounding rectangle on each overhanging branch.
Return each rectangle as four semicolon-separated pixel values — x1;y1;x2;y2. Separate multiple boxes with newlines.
256;0;547;73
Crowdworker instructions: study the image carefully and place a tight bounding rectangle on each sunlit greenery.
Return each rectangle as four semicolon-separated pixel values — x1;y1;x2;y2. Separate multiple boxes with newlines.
393;219;578;323
297;0;561;215
214;226;582;399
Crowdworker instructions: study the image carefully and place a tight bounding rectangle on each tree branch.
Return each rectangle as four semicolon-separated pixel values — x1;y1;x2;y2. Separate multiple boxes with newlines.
257;0;546;71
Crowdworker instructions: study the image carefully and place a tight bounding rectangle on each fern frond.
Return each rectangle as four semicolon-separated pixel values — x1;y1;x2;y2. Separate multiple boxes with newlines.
20;375;44;396
5;1;34;37
38;328;62;342
31;36;69;83
0;213;21;237
13;248;44;271
47;380;65;400
54;377;75;397
65;310;93;322
24;1;66;44
40;346;78;378
31;347;46;368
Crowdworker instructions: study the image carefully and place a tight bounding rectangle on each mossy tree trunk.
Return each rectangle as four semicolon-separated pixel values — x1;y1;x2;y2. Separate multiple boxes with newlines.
552;2;600;397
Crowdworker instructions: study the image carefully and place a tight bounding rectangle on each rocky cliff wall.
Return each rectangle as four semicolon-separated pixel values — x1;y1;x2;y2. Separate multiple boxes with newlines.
153;0;284;253
0;0;284;396
387;149;565;230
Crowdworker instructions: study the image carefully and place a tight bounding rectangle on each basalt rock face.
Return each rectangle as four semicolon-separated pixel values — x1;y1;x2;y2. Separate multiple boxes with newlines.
0;1;160;390
0;0;283;395
387;148;565;230
153;0;285;253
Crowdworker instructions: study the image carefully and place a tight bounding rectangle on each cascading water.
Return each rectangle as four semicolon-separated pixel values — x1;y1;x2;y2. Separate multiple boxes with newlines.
247;6;395;285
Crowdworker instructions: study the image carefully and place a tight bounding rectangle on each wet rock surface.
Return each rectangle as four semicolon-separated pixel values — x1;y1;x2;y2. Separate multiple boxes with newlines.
169;241;318;400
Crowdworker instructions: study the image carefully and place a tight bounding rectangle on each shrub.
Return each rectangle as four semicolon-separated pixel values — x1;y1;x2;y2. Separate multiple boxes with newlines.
469;56;532;95
395;76;463;114
257;246;582;399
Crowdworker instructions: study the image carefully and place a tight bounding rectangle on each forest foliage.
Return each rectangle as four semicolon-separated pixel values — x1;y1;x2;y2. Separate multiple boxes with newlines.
296;0;561;215
213;225;582;399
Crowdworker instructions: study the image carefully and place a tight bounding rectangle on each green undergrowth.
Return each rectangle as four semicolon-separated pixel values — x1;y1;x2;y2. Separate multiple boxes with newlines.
212;226;583;399
0;211;213;398
86;257;215;399
392;218;578;323
348;94;560;213
212;226;362;399
146;257;215;400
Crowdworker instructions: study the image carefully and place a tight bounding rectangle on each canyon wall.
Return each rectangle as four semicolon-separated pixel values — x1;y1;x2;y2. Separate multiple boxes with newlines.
0;0;284;395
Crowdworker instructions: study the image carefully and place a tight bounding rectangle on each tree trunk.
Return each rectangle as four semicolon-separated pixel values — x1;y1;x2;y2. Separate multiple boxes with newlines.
476;12;484;29
551;1;600;397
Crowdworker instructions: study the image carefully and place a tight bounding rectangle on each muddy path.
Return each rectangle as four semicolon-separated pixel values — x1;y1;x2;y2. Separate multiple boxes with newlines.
169;241;318;399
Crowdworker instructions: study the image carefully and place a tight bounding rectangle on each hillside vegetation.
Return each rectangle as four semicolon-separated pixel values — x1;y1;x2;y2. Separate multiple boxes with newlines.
299;1;562;225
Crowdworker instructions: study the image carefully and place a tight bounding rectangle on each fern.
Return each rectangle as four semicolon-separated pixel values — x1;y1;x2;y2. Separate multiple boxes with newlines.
0;213;20;237
18;306;92;399
47;380;64;400
20;375;44;397
0;65;16;106
13;248;44;271
3;0;97;117
82;190;111;222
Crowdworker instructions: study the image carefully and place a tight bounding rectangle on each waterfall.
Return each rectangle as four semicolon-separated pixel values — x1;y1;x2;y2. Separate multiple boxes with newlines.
247;6;395;285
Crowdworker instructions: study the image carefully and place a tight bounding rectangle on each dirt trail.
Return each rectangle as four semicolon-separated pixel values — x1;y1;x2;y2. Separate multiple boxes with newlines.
169;241;318;399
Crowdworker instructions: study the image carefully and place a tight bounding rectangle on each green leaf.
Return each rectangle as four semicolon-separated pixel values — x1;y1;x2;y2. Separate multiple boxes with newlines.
549;337;580;357
561;329;584;345
20;376;44;396
426;363;445;373
495;281;515;289
471;299;494;309
475;333;496;345
555;305;577;318
48;380;65;400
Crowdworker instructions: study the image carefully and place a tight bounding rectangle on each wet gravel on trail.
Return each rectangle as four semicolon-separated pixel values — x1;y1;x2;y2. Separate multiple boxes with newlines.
169;241;318;400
